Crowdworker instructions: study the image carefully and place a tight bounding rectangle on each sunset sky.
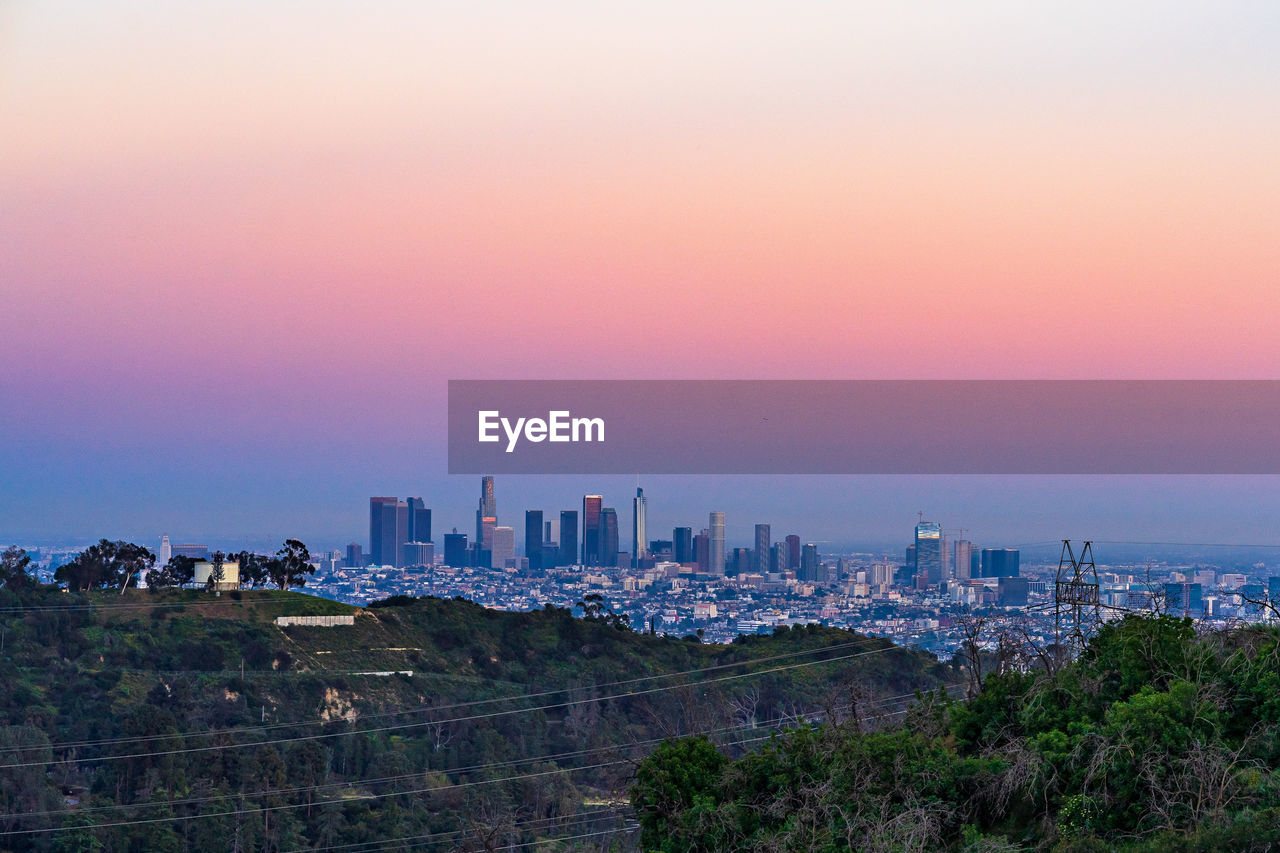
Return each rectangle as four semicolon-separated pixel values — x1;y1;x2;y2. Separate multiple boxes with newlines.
3;2;1279;549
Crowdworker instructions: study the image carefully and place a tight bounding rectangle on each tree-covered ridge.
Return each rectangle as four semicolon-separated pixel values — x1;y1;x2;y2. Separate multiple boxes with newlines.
631;614;1280;852
0;580;950;852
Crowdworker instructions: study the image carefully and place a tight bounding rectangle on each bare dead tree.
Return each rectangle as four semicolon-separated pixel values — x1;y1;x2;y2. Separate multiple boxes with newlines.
726;688;760;731
956;609;989;699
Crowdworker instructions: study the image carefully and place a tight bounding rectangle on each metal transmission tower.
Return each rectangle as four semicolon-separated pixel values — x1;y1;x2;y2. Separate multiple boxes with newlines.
1053;540;1102;660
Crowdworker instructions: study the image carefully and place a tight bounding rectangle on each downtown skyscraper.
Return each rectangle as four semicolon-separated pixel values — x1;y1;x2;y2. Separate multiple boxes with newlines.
582;495;603;566
600;507;619;567
632;487;647;569
915;519;943;585
406;497;431;546
754;524;771;574
475;476;496;551
559;510;578;568
525;510;543;572
709;511;725;577
672;527;693;564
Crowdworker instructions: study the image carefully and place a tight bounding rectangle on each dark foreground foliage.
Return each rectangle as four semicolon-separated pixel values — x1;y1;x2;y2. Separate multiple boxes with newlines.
631;614;1280;852
0;586;948;851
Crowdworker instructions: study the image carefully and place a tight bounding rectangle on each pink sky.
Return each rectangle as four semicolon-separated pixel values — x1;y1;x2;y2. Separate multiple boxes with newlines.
2;2;1279;542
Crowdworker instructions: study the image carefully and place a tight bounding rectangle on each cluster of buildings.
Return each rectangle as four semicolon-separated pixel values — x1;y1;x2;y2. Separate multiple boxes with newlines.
22;476;1272;658
214;476;1263;655
352;480;1028;591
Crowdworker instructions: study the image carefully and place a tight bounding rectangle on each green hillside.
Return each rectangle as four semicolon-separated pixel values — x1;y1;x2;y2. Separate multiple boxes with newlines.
0;587;951;852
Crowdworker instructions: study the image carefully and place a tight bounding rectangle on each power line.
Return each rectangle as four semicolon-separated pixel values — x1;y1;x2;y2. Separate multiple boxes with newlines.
0;758;631;836
0;636;907;762
1;715;782;822
1010;539;1280;552
487;826;638;853
0;689;958;834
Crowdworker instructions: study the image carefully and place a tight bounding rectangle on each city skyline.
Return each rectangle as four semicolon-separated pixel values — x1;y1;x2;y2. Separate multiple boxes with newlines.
13;473;1280;555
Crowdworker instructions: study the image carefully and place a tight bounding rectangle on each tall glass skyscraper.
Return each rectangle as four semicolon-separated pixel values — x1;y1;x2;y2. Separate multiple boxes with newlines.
525;510;543;572
632;488;647;568
600;507;619;567
785;534;801;571
801;543;821;583
369;497;402;567
672;527;693;564
915;520;943;585
754;524;771;574
980;548;1020;578
582;495;603;565
406;497;431;545
443;532;468;568
559;510;578;567
476;476;496;550
709;511;726;577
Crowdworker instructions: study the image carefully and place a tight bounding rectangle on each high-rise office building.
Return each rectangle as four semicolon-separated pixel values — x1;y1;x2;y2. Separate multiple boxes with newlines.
443;532;468;568
915;520;943;585
732;548;752;575
559;510;578;567
406;498;431;545
1164;582;1203;616
600;508;619;567
396;501;409;566
673;527;693;564
369;497;401;567
525;510;544;572
771;542;788;573
476;476;496;551
632;488;647;568
980;548;1020;578
491;526;515;569
801;543;821;583
754;524;771;574
954;540;974;580
1241;583;1266;617
173;543;209;560
998;576;1029;607
785;535;801;571
709;512;726;577
345;542;363;568
694;532;710;573
158;535;172;567
479;517;497;553
582;495;603;565
402;541;434;567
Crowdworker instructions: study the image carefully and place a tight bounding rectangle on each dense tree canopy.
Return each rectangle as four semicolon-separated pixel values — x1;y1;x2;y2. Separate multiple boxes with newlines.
147;555;196;589
632;614;1280;852
53;540;153;592
267;539;313;590
0;546;34;592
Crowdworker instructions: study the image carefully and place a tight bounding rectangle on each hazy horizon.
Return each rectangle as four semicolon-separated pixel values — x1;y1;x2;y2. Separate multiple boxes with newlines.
4;3;1279;546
